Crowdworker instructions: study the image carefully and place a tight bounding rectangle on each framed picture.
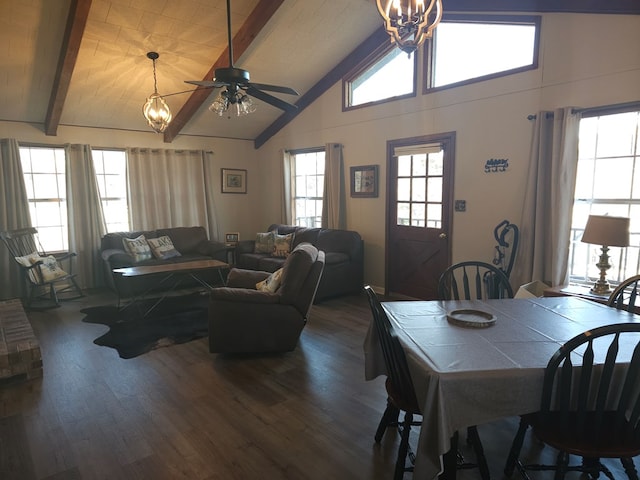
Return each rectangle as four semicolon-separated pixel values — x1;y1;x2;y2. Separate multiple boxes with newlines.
221;168;247;194
224;232;239;245
350;165;378;198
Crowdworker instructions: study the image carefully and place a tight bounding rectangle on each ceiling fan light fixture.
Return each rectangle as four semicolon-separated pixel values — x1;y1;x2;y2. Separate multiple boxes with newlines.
376;0;443;55
208;89;257;117
142;52;172;133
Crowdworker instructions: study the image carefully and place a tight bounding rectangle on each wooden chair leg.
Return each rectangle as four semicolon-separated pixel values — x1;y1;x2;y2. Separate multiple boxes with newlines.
554;451;569;480
467;425;490;480
504;417;529;477
394;411;413;480
621;458;639;480
375;400;399;443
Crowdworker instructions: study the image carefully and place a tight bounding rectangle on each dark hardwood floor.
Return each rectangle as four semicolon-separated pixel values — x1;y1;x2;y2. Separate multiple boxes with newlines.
0;290;634;479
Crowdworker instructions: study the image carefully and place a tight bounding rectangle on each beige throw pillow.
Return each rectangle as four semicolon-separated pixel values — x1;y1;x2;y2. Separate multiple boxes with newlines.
147;235;181;260
254;231;276;254
122;234;153;262
272;233;293;258
15;252;67;283
256;268;284;293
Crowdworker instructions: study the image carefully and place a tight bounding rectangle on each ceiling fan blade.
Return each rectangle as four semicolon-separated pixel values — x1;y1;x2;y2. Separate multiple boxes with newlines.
248;82;299;96
185;80;227;88
246;86;298;113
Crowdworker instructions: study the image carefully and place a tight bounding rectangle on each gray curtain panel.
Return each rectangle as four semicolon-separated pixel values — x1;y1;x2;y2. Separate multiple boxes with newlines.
512;107;581;290
322;142;346;230
126;148;211;231
65;144;107;289
0;138;32;300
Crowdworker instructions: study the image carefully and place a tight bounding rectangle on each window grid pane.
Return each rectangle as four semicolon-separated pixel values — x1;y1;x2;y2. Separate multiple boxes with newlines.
19;146;69;252
349;47;415;107
293;150;325;228
396;151;443;228
569;110;640;285
93;149;130;233
432;21;537;88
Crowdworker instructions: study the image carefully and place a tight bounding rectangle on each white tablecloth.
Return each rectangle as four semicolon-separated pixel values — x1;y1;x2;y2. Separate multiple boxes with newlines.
363;296;640;479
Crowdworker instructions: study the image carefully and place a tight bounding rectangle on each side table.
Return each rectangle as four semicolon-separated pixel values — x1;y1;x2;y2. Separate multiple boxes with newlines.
543;284;610;306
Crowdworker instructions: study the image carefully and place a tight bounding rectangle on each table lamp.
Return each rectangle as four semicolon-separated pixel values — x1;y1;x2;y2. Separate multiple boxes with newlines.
580;214;630;295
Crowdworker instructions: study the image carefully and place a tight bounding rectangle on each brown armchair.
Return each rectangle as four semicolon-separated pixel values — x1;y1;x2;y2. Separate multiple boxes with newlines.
209;243;325;353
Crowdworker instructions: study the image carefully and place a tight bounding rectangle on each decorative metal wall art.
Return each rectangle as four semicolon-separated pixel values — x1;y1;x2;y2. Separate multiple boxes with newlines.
484;158;509;173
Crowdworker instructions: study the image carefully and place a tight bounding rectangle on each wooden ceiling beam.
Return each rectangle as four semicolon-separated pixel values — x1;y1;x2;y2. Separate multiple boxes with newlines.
163;0;285;143
45;0;92;136
254;28;390;149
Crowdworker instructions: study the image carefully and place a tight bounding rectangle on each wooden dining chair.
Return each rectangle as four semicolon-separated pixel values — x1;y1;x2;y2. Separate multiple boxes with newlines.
608;274;640;314
438;261;513;300
365;286;490;480
503;323;640;480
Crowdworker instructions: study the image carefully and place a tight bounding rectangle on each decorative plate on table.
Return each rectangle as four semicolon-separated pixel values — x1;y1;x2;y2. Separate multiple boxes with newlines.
446;309;496;328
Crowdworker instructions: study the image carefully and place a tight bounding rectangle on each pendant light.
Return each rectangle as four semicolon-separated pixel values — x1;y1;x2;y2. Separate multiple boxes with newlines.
142;52;172;133
376;0;443;56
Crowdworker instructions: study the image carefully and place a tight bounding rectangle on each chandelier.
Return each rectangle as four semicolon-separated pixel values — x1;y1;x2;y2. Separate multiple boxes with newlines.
376;0;443;55
209;86;257;117
142;52;172;133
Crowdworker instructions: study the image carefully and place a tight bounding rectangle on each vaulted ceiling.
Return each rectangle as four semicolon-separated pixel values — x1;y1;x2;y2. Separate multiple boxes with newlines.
1;0;638;148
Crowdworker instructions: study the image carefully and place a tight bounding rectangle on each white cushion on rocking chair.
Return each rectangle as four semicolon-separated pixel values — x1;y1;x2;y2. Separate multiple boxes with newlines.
15;252;68;283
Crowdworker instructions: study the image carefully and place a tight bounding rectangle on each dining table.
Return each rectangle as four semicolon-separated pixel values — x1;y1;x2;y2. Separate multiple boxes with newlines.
363;296;640;480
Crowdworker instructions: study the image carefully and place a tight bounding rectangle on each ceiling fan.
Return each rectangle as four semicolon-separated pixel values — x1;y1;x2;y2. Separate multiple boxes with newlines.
185;0;299;114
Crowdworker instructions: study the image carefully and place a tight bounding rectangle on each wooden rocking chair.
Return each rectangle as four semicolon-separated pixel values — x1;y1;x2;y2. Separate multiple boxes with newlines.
1;227;83;309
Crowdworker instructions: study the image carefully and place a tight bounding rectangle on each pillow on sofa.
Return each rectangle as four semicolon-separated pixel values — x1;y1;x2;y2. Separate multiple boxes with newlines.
256;267;283;293
147;235;182;260
254;231;275;254
272;233;293;258
122;234;153;262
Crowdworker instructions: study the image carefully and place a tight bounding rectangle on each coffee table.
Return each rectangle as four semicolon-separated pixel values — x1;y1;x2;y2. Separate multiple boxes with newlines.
112;259;229;316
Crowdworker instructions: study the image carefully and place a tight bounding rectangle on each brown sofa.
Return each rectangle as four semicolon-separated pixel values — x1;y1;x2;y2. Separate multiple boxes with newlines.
209;243;325;353
100;226;231;297
234;224;363;302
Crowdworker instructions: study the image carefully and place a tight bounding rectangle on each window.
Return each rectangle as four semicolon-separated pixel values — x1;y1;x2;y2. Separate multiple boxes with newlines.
345;45;416;108
343;15;539;109
92;149;130;232
20;146;68;252
428;16;539;90
291;148;325;227
568;109;640;285
396;145;444;228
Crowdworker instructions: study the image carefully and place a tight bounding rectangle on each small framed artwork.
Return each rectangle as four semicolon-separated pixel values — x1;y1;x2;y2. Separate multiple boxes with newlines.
350;165;378;198
224;232;239;246
221;168;247;194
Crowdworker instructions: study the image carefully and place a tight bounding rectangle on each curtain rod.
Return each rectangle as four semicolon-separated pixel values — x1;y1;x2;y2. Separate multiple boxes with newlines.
527;100;640;120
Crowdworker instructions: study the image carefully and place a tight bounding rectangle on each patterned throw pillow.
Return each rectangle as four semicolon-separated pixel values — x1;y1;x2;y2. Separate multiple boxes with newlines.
256;268;284;293
147;235;182;260
122;234;153;262
15;252;67;283
272;233;293;258
254;231;276;254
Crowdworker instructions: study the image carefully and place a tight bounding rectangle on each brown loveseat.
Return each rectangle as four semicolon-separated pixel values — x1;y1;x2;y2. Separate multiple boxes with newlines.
100;226;230;297
209;243;325;353
234;224;363;302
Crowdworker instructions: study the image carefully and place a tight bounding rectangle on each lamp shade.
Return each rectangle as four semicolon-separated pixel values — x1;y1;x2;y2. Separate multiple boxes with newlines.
581;215;630;247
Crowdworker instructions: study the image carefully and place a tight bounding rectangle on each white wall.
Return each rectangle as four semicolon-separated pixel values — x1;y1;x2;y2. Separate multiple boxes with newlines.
256;13;640;290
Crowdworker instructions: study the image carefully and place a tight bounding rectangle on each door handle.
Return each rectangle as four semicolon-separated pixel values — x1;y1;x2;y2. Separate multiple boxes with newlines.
439;233;447;239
